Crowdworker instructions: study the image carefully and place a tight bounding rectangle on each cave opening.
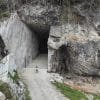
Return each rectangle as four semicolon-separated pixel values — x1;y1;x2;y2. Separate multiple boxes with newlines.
35;27;50;54
31;24;50;54
28;23;50;55
27;23;50;68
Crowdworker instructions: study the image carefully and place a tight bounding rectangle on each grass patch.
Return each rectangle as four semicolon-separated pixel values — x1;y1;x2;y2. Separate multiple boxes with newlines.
0;11;10;18
23;83;31;100
0;81;15;100
53;82;88;100
93;95;100;100
0;0;10;18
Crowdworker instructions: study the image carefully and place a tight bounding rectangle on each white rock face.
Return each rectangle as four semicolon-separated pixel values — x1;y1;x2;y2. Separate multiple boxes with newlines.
0;92;6;100
0;55;9;82
48;24;100;76
0;54;18;82
0;13;38;68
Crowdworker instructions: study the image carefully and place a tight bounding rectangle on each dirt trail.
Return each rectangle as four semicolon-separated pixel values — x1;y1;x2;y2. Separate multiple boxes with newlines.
20;54;68;100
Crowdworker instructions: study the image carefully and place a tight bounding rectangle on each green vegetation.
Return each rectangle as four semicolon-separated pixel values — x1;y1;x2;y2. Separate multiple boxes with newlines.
0;81;15;100
59;0;100;22
0;0;10;18
8;70;20;84
53;82;88;100
24;84;31;100
0;11;10;18
53;82;100;100
93;95;100;100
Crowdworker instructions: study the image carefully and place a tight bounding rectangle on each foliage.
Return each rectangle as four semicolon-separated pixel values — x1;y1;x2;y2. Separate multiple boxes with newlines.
53;82;100;100
0;0;10;18
0;0;7;11
59;0;100;23
8;70;20;84
0;81;14;99
24;84;31;100
53;82;88;100
93;95;100;100
0;11;10;18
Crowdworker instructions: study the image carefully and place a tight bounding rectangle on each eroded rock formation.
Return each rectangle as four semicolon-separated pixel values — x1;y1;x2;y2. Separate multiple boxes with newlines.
0;13;38;68
0;0;100;77
48;23;100;76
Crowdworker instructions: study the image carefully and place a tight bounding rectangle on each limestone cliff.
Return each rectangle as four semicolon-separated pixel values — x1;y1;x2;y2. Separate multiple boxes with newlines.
0;0;100;77
0;13;38;68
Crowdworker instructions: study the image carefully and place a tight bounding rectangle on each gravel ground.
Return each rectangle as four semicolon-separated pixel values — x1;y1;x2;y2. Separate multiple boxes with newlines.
20;54;68;100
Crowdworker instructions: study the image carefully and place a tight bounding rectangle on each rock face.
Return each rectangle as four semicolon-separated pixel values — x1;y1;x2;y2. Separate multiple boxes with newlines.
47;1;100;76
0;0;100;77
48;24;100;76
18;3;60;25
0;13;38;68
0;92;6;100
9;80;25;100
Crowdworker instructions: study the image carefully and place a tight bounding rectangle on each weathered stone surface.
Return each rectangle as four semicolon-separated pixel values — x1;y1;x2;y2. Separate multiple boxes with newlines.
0;13;38;68
0;0;100;77
18;4;60;25
0;92;6;100
48;24;100;76
8;80;25;100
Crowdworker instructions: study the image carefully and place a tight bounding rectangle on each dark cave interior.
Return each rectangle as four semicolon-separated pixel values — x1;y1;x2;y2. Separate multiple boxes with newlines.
58;45;68;73
51;45;69;73
0;36;8;60
28;23;50;54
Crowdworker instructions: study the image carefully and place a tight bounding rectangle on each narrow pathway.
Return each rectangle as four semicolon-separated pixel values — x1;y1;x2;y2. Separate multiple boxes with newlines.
28;54;48;69
20;54;68;100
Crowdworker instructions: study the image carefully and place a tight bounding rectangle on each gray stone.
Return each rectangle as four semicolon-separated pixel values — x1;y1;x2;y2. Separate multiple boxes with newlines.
48;24;100;76
0;92;6;100
0;13;38;68
0;0;100;77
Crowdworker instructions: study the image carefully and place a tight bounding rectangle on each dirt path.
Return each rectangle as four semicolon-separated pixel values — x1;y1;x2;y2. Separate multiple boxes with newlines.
20;54;68;100
28;54;48;69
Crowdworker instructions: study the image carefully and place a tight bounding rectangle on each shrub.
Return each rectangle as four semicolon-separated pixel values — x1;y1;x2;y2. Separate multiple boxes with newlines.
8;70;20;84
0;81;13;99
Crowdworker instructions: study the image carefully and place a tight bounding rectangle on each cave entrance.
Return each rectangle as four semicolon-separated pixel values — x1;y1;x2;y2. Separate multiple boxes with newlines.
30;24;50;54
35;26;50;54
28;23;50;68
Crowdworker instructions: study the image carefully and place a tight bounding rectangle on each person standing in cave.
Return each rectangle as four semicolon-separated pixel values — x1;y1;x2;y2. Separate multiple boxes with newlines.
35;65;39;73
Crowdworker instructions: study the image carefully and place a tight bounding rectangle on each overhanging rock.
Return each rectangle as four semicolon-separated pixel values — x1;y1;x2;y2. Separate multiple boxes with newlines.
0;13;38;68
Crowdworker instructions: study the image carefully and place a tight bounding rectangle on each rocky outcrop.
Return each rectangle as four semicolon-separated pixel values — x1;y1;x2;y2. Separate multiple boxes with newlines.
0;0;100;77
0;13;38;68
18;3;60;25
48;24;100;76
0;92;6;100
9;80;26;100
